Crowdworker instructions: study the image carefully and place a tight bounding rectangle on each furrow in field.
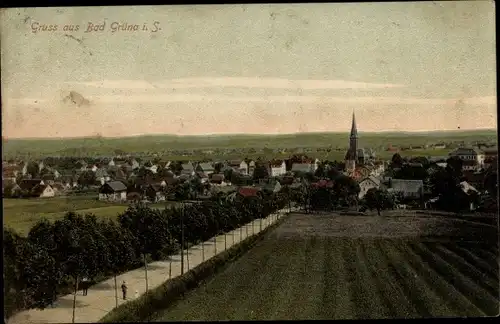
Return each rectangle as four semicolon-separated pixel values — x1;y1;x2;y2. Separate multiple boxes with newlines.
473;247;499;266
457;241;499;260
361;239;419;319
400;242;486;317
230;239;304;320
410;242;498;316
351;239;392;319
271;236;325;320
428;243;499;298
445;244;500;280
340;239;385;319
154;237;283;321
320;238;355;320
379;239;453;317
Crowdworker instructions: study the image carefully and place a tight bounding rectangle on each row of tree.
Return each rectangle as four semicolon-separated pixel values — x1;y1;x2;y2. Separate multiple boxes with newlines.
3;192;289;319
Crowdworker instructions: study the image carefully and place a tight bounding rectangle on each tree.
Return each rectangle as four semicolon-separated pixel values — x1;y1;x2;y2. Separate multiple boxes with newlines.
390;153;404;169
26;219;64;307
18;241;58;310
253;162;269;181
223;168;233;183
26;161;39;178
4;228;28;317
394;163;428;180
363;188;395;216
314;163;326;178
483;170;498;195
214;162;224;174
78;170;96;188
118;204;177;261
428;167;462;212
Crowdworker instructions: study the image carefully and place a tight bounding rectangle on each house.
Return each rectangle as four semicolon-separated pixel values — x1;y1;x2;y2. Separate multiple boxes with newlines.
41;173;56;185
248;160;256;175
209;173;226;185
269;160;287;177
239;161;249;175
145;184;166;202
196;162;215;176
311;179;334;189
31;184;55;198
368;162;385;177
259;181;282;193
358;176;382;199
196;171;209;183
461;159;480;172
95;168;111;185
129;159;140;170
351;165;371;181
3;165;20;182
291;163;314;173
387;179;424;200
51;182;66;195
237;186;262;198
180;163;195;176
277;176;294;186
98;181;127;202
18;179;45;193
448;147;485;167
433;143;446;149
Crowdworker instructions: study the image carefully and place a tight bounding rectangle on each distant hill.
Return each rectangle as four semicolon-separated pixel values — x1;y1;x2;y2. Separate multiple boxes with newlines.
2;129;497;158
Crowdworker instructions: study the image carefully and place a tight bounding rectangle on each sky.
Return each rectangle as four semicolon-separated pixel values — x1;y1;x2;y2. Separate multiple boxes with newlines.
0;2;497;138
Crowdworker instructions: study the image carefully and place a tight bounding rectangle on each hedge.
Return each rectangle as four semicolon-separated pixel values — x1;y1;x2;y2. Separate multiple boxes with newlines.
99;210;289;322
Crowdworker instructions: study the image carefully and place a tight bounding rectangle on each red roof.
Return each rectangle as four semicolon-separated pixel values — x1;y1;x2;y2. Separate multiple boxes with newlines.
311;179;334;188
238;187;260;197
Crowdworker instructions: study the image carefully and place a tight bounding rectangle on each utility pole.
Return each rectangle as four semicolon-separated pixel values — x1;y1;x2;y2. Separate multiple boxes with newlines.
180;202;184;275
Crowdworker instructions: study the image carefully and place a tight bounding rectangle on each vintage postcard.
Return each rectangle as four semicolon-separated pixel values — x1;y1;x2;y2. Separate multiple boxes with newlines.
2;2;498;324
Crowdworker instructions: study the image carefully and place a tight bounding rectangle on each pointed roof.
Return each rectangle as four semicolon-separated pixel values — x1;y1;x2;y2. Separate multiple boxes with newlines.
350;111;358;138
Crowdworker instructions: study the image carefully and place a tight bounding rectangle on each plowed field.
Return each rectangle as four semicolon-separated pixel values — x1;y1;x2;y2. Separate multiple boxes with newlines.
154;212;499;320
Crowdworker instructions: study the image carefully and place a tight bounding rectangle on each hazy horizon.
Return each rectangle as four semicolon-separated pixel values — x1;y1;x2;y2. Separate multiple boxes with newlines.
1;2;497;138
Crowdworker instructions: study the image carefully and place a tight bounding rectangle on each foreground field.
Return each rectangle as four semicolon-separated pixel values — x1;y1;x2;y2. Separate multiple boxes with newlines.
3;196;172;235
153;212;499;320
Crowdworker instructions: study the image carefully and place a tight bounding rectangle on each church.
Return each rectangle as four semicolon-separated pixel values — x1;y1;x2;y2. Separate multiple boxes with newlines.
344;111;375;176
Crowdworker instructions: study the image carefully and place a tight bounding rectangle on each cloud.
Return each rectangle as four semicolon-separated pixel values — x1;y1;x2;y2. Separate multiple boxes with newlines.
90;93;496;105
67;77;405;90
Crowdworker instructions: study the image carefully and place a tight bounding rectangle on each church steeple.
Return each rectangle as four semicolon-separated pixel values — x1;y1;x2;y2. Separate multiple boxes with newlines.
350;111;358;139
345;111;359;163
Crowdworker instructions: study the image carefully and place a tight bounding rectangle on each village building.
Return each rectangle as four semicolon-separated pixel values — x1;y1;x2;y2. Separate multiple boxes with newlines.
358;176;382;199
387;179;424;200
448;147;485;168
196;162;215;176
269;160;287;177
98;181;127;202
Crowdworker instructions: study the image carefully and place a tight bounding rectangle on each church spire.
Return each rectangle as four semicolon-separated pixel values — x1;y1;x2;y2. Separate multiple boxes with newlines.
350;111;358;138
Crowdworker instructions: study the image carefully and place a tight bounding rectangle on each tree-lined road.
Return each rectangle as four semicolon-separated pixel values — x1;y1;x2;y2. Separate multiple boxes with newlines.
7;208;295;324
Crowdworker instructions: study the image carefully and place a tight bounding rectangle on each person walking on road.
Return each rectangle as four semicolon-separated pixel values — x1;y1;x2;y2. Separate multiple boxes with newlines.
121;281;128;300
81;277;90;296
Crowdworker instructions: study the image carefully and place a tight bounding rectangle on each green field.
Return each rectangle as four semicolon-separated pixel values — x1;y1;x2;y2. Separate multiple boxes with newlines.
2;130;496;158
153;212;499;320
2;196;172;235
